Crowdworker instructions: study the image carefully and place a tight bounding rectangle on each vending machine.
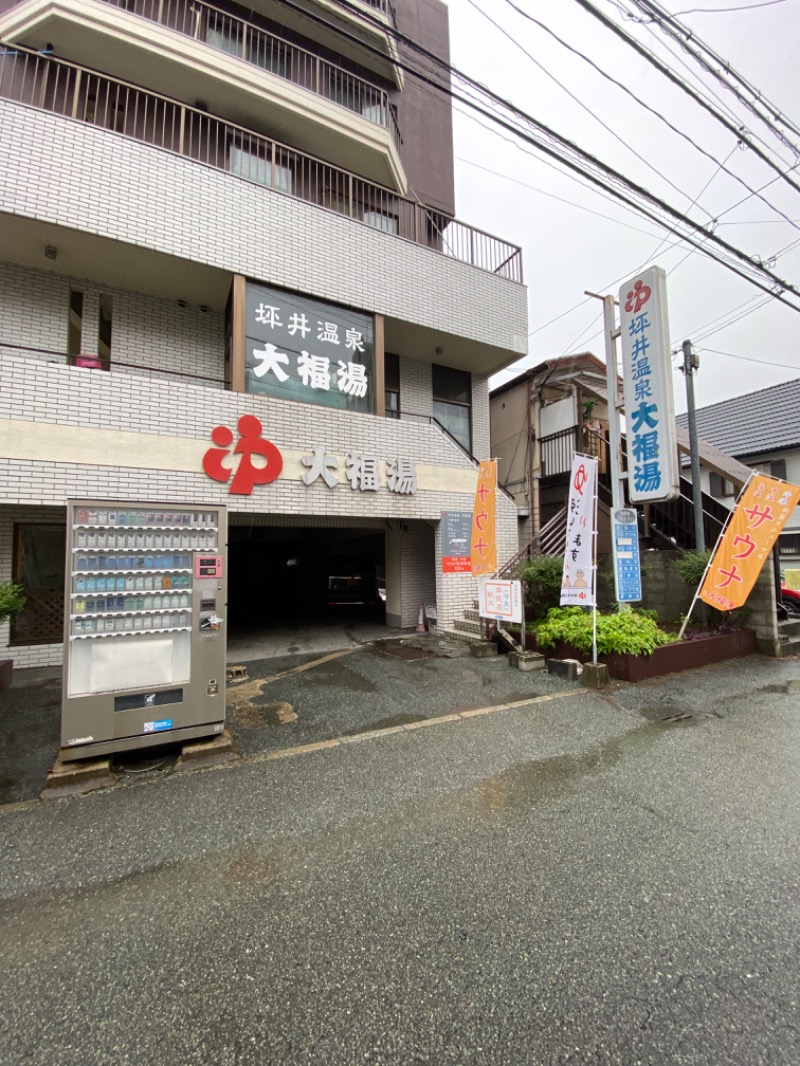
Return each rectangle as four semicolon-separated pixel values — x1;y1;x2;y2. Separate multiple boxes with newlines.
61;500;227;761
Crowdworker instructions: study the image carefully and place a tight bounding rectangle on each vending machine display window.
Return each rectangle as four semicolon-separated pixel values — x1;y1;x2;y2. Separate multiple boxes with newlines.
61;502;227;761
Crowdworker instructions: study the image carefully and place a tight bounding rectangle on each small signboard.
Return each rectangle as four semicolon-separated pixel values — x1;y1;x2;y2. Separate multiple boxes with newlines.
478;578;522;624
613;508;642;603
441;511;472;573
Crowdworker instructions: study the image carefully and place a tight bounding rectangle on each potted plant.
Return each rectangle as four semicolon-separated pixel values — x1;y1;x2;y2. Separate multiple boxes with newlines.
0;581;26;692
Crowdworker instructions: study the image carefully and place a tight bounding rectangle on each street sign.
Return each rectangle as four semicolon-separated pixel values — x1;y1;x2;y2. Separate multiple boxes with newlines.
613;508;642;603
478;578;522;624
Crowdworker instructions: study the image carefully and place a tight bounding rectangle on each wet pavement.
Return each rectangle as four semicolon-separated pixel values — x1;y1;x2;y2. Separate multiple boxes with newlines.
2;653;800;1063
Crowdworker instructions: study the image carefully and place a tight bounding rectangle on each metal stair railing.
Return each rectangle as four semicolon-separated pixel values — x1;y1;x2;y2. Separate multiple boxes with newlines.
496;506;567;579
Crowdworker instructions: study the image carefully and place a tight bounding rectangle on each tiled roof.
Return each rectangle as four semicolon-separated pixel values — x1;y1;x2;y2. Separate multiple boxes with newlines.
675;378;800;458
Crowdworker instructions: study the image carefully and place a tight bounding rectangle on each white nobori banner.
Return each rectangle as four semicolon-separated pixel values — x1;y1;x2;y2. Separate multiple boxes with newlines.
560;454;598;607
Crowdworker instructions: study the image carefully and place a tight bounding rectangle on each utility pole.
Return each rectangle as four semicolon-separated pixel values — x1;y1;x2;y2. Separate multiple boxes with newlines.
680;339;705;553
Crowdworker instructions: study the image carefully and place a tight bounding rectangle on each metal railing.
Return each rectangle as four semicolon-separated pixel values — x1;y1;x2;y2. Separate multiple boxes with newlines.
0;46;523;281
648;475;728;550
496;507;567;579
539;424;608;479
97;0;401;149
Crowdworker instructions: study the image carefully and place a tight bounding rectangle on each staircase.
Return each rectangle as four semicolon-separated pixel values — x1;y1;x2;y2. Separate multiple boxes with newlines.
778;617;800;657
437;510;568;645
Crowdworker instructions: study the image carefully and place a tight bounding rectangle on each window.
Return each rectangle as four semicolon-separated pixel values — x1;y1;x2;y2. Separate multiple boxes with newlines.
754;458;787;481
433;363;471;452
206;13;244;58
363;209;398;235
97;294;112;370
68;290;83;359
385;352;400;419
11;524;65;645
229;144;292;195
709;472;735;498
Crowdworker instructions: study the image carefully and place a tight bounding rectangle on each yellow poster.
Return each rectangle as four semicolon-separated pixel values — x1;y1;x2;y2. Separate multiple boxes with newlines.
700;474;800;611
470;460;497;576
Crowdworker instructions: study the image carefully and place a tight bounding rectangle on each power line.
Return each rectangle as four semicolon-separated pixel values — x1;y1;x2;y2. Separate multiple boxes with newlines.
281;0;800;313
466;0;713;216
630;0;800;160
674;0;790;14
571;0;800;193
500;0;800;234
697;346;800;370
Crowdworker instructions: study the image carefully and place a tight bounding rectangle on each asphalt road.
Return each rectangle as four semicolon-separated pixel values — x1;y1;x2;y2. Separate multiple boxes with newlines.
2;657;800;1064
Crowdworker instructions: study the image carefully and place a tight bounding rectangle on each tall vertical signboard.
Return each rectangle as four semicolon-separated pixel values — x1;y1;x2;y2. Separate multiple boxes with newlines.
619;267;679;504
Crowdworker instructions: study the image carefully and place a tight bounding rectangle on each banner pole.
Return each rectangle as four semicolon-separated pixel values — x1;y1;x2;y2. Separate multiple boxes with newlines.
677;472;753;641
593;462;599;665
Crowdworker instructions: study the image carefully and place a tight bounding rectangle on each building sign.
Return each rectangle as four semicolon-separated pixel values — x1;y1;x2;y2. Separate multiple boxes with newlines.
619;266;679;503
613;507;642;603
561;454;597;606
700;474;800;610
202;418;416;496
478;577;522;624
203;415;283;495
441;511;472;573
471;461;497;576
245;282;374;414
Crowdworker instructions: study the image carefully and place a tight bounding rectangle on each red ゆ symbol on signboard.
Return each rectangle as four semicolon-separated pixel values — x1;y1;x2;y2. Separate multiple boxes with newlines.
203;414;283;495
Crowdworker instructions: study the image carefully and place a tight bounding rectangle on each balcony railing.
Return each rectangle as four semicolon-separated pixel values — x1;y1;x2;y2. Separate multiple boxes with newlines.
97;0;401;150
0;46;523;282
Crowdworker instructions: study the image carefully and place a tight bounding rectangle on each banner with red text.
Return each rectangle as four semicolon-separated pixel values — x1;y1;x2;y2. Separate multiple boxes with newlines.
700;474;800;610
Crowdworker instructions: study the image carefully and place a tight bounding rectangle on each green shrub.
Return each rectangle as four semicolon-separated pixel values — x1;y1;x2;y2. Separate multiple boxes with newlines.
532;606;675;657
0;581;26;625
518;555;564;620
672;549;713;588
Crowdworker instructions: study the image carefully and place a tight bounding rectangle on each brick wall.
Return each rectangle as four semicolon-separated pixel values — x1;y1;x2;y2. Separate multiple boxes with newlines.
0;262;225;387
1;102;527;354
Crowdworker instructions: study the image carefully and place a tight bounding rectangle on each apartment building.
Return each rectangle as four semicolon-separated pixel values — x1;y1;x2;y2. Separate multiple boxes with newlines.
0;0;527;666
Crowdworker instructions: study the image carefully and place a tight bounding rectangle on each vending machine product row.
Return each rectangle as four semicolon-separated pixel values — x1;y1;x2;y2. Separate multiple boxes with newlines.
61;501;227;761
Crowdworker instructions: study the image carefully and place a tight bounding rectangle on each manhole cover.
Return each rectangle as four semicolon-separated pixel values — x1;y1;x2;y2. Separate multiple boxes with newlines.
638;704;694;725
381;643;435;661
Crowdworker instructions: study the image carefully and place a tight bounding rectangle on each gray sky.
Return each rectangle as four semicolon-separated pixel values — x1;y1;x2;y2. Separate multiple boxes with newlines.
446;0;800;414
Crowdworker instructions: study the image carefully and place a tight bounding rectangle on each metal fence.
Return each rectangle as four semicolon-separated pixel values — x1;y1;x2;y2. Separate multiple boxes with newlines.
97;0;402;149
0;45;523;282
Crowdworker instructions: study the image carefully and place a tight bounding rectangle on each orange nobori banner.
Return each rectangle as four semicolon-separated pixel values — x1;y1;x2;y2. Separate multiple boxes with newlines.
470;460;497;576
700;474;800;611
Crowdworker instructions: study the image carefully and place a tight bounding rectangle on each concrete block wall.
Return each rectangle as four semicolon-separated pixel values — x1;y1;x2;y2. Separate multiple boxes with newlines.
1;102;528;355
0;262;225;387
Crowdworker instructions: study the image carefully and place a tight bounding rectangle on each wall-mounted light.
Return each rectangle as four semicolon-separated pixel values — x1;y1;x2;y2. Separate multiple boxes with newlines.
44;245;57;260
199;304;210;313
177;299;188;308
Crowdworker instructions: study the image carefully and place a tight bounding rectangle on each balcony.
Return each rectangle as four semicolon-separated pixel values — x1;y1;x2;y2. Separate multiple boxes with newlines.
0;45;523;283
245;0;402;87
0;0;405;189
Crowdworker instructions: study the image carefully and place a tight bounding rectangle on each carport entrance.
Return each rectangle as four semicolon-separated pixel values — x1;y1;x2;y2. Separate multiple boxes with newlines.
227;525;386;636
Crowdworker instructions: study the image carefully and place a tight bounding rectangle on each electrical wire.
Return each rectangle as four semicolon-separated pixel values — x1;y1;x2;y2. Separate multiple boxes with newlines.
499;0;800;233
697;346;800;370
674;1;790;16
570;0;800;192
314;0;800;306
630;0;800;160
466;0;713;215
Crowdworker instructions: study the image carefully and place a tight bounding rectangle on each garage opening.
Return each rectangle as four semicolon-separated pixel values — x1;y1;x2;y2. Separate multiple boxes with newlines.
227;525;387;635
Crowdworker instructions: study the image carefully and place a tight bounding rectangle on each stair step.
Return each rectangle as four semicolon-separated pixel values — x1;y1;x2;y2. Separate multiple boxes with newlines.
437;627;484;646
778;619;800;637
778;637;800;657
464;608;480;622
453;618;482;635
